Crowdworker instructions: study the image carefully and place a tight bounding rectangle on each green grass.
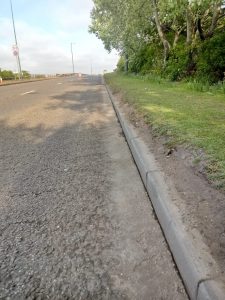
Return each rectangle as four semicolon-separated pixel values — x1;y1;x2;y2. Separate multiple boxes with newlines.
105;72;225;189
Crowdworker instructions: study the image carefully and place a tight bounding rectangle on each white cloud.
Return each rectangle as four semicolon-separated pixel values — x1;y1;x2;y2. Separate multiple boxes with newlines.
47;0;93;30
0;1;119;74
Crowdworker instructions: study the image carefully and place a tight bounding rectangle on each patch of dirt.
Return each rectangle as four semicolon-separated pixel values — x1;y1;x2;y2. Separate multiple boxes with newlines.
113;91;225;275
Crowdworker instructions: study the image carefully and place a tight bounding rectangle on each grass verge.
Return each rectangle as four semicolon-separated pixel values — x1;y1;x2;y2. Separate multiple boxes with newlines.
105;72;225;190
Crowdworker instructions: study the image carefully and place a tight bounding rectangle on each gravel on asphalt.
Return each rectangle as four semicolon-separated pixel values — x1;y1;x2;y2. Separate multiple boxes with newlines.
0;76;187;299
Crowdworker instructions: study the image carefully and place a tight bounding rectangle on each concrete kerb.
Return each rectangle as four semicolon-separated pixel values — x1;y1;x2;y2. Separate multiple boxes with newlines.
197;279;225;300
130;137;159;185
104;82;225;300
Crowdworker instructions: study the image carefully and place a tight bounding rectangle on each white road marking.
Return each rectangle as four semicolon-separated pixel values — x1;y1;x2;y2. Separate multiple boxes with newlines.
21;90;35;96
57;83;62;85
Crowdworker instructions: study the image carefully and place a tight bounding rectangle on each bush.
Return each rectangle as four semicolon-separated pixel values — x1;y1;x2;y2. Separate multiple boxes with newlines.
116;32;225;85
196;32;225;83
164;44;195;81
116;57;125;72
22;70;31;79
129;44;161;74
0;70;15;80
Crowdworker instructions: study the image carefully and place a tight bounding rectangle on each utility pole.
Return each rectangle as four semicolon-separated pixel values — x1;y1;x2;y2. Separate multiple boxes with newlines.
10;0;22;79
70;43;75;75
90;58;93;76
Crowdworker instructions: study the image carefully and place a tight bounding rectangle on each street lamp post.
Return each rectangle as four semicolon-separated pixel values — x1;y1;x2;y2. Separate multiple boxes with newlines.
70;43;75;75
10;0;22;79
90;58;93;76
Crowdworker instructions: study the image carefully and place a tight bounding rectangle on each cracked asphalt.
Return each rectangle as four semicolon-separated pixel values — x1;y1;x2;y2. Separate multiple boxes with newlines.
0;76;188;299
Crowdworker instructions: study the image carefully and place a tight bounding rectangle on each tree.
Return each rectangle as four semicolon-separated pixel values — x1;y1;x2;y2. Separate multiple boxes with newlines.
90;0;225;80
22;70;31;79
0;70;15;80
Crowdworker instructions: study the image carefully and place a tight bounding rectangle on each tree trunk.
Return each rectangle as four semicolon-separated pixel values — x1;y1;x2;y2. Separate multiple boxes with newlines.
173;31;180;47
173;27;184;47
197;18;205;41
206;2;221;38
152;0;171;65
186;5;193;45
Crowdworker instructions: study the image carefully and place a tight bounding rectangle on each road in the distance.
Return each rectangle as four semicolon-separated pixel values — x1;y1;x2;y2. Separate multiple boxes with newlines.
0;76;187;299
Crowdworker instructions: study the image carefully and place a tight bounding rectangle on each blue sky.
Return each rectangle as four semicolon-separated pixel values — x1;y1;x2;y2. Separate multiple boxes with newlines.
0;0;118;74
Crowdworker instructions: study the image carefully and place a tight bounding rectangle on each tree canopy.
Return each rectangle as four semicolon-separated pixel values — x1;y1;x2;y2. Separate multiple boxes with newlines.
90;0;225;82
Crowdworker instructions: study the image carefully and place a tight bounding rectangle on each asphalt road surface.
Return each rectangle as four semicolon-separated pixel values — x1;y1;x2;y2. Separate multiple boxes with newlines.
0;76;188;299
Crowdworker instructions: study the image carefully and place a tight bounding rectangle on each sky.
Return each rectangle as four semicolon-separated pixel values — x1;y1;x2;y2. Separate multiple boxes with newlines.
0;0;119;75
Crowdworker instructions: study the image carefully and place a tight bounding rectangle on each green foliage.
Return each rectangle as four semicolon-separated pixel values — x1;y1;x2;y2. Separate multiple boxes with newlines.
0;70;15;80
0;69;31;80
105;72;225;189
129;44;162;75
89;0;152;53
91;0;225;84
116;57;125;72
186;78;225;94
22;70;31;79
164;45;194;81
186;79;210;92
196;32;225;83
